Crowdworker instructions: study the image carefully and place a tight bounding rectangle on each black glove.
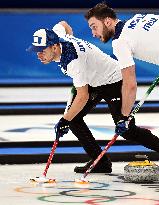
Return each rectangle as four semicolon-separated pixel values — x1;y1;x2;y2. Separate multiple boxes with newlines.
115;115;129;136
54;117;69;140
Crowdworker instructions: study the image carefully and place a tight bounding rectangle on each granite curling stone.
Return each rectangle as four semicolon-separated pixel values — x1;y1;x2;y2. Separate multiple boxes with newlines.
124;159;159;183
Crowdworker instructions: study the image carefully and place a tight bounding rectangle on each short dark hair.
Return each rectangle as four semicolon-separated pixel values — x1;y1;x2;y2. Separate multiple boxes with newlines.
85;2;117;21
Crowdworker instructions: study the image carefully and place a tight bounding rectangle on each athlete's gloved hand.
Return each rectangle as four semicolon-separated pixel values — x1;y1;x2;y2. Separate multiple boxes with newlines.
54;117;69;140
115;115;129;136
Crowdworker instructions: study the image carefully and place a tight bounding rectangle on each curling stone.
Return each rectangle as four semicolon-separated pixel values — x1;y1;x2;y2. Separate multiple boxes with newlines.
124;155;159;183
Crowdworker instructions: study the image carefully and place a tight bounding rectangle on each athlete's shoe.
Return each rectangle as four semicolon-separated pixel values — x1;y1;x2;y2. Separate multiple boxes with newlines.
74;158;112;173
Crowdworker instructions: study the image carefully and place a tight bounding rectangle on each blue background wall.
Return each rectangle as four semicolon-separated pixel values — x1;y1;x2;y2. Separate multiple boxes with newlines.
0;11;159;85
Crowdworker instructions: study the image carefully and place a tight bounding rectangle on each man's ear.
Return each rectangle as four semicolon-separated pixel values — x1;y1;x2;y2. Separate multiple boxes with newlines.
51;44;57;51
104;17;112;27
52;44;59;50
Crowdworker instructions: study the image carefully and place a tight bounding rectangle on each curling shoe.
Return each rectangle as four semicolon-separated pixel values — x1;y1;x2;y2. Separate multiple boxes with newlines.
74;158;112;173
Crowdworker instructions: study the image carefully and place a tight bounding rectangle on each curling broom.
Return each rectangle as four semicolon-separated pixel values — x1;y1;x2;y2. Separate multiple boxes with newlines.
75;76;159;184
30;86;76;184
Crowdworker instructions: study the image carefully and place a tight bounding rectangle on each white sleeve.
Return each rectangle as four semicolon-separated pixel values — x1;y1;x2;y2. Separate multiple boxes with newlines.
112;39;135;69
52;24;66;36
67;59;88;87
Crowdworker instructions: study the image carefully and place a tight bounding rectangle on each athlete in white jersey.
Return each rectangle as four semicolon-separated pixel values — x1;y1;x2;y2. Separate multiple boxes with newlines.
53;23;122;87
85;2;159;136
112;14;159;68
27;21;159;173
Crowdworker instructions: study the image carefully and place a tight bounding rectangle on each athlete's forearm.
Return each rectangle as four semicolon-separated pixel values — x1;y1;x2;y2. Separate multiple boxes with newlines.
121;66;137;116
63;94;89;121
121;81;137;116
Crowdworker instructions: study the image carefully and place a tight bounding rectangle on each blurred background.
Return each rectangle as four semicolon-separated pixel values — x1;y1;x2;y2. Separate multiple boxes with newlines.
0;0;159;164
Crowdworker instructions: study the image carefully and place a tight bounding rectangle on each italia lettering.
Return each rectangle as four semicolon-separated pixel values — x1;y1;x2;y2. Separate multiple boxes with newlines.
68;36;85;52
77;41;85;52
83;40;92;49
128;14;146;29
143;17;158;31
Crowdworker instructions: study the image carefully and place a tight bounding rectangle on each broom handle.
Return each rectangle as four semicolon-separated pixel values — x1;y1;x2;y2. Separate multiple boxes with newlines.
43;140;58;177
43;86;76;177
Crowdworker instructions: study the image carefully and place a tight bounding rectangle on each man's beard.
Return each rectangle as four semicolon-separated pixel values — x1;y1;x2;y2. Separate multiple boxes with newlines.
101;24;114;43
